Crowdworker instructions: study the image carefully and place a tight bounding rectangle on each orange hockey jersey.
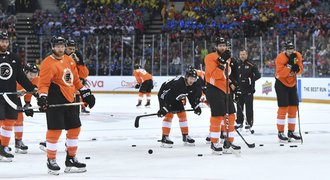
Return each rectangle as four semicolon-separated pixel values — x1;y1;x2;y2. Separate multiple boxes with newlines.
275;51;303;87
133;69;152;84
17;76;39;103
204;52;232;94
38;55;83;102
77;64;89;79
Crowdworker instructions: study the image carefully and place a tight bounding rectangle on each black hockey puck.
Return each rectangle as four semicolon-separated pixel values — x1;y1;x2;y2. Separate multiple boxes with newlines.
148;149;153;154
197;154;203;156
92;138;96;141
290;145;298;148
85;156;90;159
110;114;114;117
132;144;136;147
251;130;255;134
280;144;284;146
304;131;309;134
259;144;264;147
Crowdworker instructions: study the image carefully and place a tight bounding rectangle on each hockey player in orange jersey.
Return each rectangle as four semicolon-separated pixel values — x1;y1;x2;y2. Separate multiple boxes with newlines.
204;37;241;155
37;36;95;175
65;39;90;114
14;63;39;154
133;64;153;107
275;41;303;142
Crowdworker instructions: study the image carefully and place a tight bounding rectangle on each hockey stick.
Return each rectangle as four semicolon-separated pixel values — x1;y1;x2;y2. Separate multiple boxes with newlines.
235;128;255;148
3;93;83;111
295;77;303;144
0;91;35;96
134;109;194;128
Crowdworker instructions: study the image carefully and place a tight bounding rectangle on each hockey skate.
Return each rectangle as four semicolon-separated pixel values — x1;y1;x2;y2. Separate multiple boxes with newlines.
160;135;173;148
288;131;301;142
144;101;151;108
182;134;195;146
136;101;142;108
211;142;223;155
223;140;241;156
15;139;28;154
64;155;87;173
81;108;90;114
0;145;14;162
205;136;211;144
278;132;289;142
47;158;60;175
39;141;47;152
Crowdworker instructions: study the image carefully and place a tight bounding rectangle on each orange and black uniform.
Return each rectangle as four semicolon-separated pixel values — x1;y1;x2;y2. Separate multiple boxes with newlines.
275;51;303;133
15;77;39;141
204;52;236;143
38;54;84;160
133;68;153;103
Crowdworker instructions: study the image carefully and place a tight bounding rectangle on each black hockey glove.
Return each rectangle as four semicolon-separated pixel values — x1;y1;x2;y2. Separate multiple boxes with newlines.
37;96;48;112
193;106;202;115
135;84;140;89
23;103;34;117
287;53;297;66
79;89;96;108
218;50;231;64
157;106;168;117
32;86;39;98
292;64;300;73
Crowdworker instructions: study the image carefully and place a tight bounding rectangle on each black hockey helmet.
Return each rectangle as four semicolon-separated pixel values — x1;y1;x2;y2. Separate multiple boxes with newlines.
51;36;66;48
215;37;226;46
66;39;76;47
24;63;39;73
134;64;141;69
0;31;9;40
285;40;294;49
185;66;197;79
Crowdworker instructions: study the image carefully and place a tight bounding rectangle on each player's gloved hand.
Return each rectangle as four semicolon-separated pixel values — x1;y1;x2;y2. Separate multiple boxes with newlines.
37;96;48;112
157;107;168;117
292;64;300;73
135;84;140;89
79;89;95;108
287;53;297;66
23;103;34;117
218;50;231;64
193;106;202;115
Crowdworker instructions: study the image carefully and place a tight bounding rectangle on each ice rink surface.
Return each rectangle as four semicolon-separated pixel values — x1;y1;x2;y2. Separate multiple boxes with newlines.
1;94;329;180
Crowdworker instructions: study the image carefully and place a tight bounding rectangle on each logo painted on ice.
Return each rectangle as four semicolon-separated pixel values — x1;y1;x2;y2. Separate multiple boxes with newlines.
262;81;272;95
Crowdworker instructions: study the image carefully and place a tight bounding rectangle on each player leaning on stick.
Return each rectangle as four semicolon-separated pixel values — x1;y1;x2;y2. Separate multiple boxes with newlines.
37;36;95;175
133;64;153;107
0;31;37;161
14;63;39;154
204;37;241;155
157;66;202;148
275;41;303;142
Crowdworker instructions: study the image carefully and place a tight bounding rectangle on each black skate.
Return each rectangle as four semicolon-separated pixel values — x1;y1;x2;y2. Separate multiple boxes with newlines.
182;134;195;146
15;139;28;154
211;142;223;155
65;155;87;173
136;101;142;107
81;108;90;114
235;123;243;131
160;135;173;148
288;131;301;142
278;132;289;142
205;136;211;144
47;158;60;175
145;101;151;108
39;141;47;152
0;145;14;162
223;140;241;156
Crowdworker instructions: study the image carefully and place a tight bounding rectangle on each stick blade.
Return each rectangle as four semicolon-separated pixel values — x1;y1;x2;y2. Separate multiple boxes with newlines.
134;116;140;128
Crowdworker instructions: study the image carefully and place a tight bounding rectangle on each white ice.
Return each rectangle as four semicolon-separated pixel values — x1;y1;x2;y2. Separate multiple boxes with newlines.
0;94;330;180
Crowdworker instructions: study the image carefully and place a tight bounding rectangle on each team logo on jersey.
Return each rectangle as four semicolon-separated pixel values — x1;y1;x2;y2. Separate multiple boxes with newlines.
262;81;272;95
62;68;74;86
0;62;13;80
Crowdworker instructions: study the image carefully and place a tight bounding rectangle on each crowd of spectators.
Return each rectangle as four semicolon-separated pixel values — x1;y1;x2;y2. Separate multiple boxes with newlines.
25;0;330;77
